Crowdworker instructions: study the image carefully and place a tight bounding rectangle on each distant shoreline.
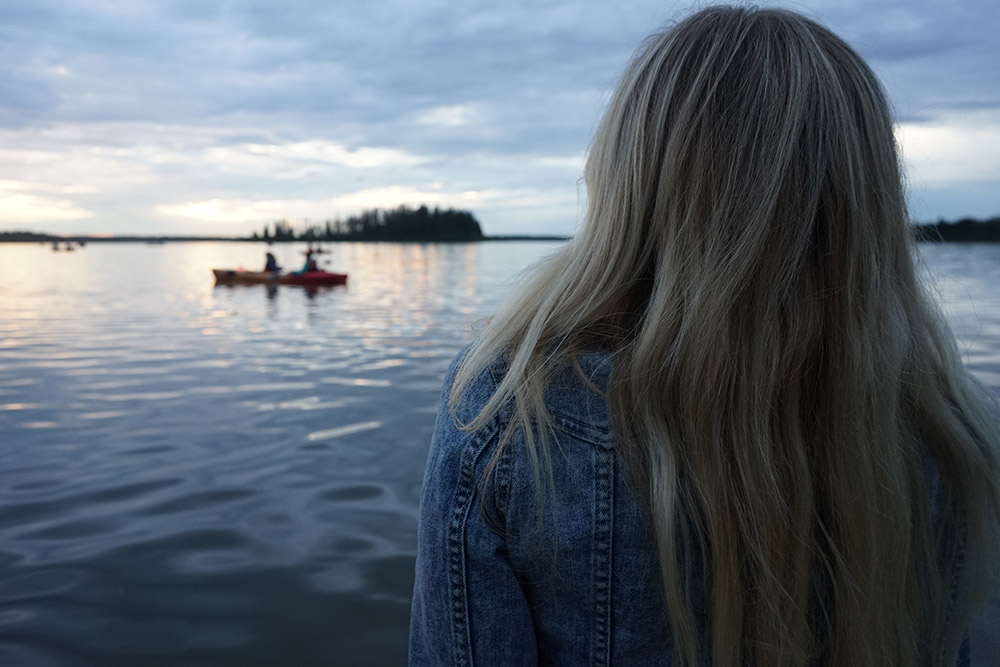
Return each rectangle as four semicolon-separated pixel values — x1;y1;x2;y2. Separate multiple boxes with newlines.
4;215;1000;244
0;205;574;243
0;232;571;244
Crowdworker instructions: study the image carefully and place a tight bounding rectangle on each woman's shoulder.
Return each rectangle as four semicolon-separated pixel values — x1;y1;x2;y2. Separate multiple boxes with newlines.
441;344;506;425
543;349;614;448
446;344;614;448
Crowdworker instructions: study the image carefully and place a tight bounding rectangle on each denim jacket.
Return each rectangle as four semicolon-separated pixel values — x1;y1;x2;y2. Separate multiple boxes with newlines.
409;349;971;666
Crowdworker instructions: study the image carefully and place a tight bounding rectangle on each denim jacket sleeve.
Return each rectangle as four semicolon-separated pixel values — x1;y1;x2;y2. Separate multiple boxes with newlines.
409;350;675;666
409;353;539;666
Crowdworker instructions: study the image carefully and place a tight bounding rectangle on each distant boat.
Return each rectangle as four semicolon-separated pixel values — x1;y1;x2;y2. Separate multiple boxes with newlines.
212;268;347;287
278;270;347;286
212;268;279;284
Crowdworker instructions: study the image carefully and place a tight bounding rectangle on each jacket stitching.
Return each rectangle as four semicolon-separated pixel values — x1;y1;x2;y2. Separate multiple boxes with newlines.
592;446;614;665
447;413;502;667
550;411;613;449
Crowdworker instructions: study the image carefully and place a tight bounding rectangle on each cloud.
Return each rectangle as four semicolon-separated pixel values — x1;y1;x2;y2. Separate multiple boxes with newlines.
415;105;478;128
156;184;579;230
897;111;1000;185
895;109;1000;220
0;180;94;224
0;1;997;234
0;179;97;195
156;189;454;227
533;154;586;170
204;141;425;171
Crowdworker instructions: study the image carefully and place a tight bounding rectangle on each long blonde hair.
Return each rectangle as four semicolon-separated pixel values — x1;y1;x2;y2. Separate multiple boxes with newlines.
453;6;1000;666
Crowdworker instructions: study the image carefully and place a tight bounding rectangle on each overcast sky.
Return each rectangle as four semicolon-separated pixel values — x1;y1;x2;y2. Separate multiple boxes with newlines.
1;0;998;236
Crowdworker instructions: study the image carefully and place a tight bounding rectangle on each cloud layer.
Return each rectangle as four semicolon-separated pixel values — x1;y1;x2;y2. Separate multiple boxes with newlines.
1;0;997;234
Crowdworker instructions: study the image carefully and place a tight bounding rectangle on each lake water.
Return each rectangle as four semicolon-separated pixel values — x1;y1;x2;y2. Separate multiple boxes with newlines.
1;241;998;666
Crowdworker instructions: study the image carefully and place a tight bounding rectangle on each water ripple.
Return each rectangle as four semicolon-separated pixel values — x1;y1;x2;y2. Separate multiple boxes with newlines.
306;421;382;441
7;241;991;665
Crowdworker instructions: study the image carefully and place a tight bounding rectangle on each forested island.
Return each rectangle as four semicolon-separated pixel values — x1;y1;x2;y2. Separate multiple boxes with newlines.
0;231;62;242
0;206;490;243
252;205;485;242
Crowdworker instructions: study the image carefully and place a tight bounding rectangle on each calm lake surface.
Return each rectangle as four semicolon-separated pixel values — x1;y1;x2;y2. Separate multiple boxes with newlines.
1;241;998;666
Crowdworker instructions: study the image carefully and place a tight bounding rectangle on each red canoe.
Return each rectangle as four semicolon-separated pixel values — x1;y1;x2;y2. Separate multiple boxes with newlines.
278;270;348;286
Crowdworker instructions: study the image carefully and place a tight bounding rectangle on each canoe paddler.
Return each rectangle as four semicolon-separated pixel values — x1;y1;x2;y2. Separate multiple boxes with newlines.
298;248;319;273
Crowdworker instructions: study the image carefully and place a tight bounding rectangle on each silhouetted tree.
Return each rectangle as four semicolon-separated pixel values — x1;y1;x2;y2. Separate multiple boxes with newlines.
257;206;484;242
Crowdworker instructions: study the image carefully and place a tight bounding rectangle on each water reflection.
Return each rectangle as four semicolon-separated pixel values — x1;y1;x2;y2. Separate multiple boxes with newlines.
918;243;1000;391
1;239;995;666
0;239;556;666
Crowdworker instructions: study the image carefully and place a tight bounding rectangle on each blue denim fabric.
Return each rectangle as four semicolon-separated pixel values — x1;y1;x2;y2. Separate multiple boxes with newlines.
409;349;972;666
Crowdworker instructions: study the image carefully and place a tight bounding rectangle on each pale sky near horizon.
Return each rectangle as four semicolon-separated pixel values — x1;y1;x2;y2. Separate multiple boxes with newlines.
1;0;998;236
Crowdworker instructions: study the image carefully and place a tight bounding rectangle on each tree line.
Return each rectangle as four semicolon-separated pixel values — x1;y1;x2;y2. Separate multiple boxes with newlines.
913;216;1000;242
251;205;484;242
4;214;999;244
